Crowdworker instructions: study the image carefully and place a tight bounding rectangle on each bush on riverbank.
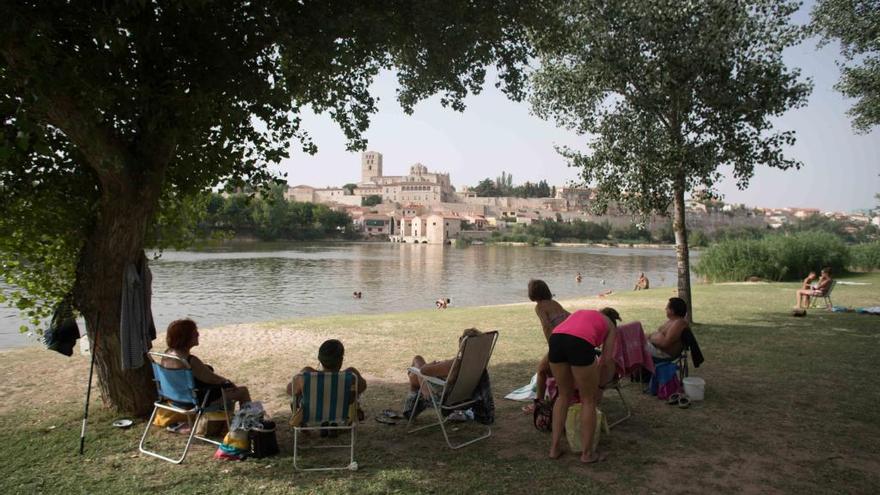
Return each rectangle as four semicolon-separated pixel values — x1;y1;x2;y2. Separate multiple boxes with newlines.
695;231;850;282
200;187;358;241
850;241;880;271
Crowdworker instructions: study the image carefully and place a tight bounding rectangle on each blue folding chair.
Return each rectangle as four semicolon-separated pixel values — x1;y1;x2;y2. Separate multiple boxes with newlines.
139;352;229;464
291;371;358;471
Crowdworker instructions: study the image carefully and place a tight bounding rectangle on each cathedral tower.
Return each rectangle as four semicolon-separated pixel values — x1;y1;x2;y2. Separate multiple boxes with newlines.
361;151;383;183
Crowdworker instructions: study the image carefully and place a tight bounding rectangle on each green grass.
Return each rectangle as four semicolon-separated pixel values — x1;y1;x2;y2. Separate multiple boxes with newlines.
2;275;880;494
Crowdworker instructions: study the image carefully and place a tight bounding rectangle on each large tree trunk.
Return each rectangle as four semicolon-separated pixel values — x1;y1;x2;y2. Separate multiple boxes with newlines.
672;178;694;324
73;173;163;416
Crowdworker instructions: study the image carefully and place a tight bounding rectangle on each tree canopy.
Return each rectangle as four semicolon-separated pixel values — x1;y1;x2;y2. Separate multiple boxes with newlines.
471;173;553;197
530;0;812;317
0;0;549;413
812;0;880;132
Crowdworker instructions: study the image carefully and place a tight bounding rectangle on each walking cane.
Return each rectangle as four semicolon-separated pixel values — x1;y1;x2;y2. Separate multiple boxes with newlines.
79;313;99;455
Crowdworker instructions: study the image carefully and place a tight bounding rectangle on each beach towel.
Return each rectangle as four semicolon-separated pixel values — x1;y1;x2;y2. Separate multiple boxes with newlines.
504;373;538;401
612;321;655;376
649;361;681;400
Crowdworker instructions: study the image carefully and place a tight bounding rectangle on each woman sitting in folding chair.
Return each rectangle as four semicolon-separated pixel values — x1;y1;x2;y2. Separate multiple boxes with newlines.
162;319;251;426
547;309;618;463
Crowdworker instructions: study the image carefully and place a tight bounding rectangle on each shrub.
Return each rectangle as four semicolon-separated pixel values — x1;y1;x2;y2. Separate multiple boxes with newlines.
689;230;709;248
850;241;880;271
695;231;849;282
610;223;651;242
693;238;775;282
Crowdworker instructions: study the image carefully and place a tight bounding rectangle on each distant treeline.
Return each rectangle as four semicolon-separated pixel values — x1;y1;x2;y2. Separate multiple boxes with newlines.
472;172;555;198
488;213;878;247
199;188;357;241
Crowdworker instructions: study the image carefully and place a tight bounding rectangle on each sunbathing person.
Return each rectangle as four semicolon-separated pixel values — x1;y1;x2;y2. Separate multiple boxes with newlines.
161;318;251;408
645;297;689;361
548;309;618;463
405;328;482;416
634;272;650;291
801;271;817;290
523;280;570;413
287;339;367;399
796;267;833;309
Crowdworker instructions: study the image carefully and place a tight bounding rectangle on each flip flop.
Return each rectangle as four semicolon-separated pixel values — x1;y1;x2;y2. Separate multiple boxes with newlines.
677;397;691;409
666;393;682;405
375;415;397;425
381;409;404;419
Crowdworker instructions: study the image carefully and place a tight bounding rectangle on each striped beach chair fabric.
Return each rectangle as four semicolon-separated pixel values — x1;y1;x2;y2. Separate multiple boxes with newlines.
300;372;354;426
292;371;358;471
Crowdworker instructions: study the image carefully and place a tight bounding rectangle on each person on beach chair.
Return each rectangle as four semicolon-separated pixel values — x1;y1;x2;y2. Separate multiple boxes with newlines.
796;267;833;309
161;319;251;412
645;298;688;362
404;328;487;417
288;339;367;424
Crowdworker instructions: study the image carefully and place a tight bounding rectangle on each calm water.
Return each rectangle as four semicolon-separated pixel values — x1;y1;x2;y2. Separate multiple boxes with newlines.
1;242;693;349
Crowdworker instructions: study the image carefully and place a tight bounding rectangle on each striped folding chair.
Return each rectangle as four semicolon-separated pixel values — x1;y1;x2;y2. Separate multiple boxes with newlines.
138;352;229;464
291;371;358;471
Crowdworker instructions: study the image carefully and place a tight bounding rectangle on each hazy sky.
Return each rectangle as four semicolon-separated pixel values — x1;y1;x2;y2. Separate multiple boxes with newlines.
277;3;879;213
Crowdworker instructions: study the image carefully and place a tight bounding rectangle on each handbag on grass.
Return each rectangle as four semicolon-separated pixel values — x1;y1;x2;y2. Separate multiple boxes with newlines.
533;388;557;432
249;420;279;458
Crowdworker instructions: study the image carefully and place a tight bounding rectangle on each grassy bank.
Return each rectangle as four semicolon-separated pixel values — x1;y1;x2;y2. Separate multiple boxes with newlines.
2;275;880;494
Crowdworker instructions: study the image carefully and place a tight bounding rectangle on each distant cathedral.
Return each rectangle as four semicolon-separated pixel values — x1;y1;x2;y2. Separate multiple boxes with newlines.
357;151;453;205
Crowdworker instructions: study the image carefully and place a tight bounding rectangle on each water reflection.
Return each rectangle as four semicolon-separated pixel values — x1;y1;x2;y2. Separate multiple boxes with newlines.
0;243;694;348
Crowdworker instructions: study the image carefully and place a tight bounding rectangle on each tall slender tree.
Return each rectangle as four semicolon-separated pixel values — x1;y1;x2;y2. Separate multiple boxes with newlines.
0;1;548;414
530;0;811;321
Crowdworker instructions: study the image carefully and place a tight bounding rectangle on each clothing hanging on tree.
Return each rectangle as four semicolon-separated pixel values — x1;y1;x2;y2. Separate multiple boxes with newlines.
120;258;156;369
44;297;80;357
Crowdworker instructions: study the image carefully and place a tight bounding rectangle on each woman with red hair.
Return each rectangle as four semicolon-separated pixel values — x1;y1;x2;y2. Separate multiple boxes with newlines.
161;319;251;407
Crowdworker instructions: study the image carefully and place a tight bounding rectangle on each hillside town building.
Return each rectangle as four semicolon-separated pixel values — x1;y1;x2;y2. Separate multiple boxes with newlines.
281;151;870;244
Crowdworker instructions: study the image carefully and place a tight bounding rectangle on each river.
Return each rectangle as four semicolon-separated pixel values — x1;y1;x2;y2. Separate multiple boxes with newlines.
0;242;694;349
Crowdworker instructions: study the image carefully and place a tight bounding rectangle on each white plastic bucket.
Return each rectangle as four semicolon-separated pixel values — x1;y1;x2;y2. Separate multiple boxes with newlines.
682;377;706;401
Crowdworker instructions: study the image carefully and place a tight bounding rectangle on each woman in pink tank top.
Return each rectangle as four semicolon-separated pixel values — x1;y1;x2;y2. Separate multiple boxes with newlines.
547;308;620;463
